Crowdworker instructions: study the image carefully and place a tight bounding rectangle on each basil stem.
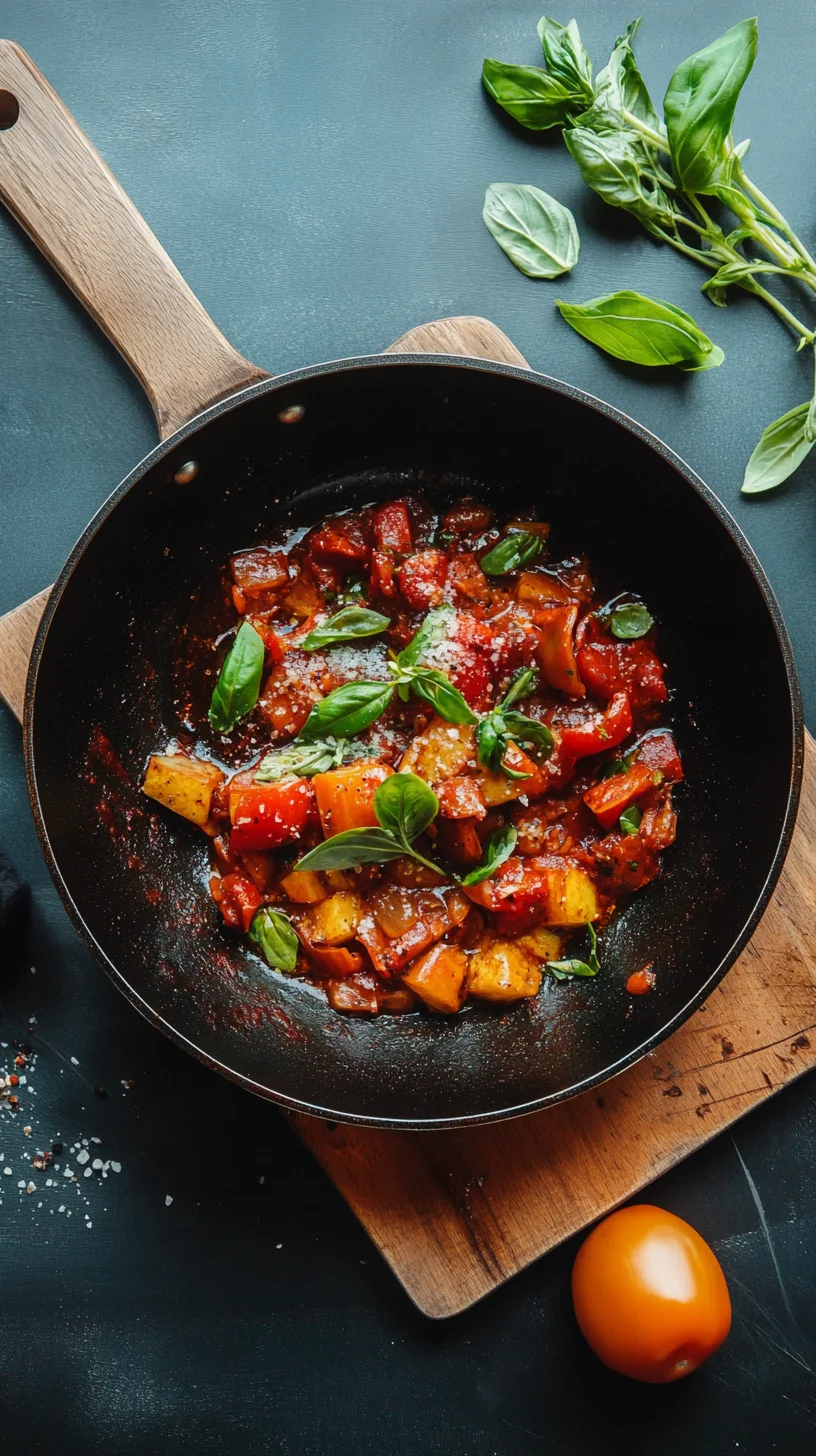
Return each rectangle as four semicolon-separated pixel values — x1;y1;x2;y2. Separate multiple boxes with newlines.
208;621;266;734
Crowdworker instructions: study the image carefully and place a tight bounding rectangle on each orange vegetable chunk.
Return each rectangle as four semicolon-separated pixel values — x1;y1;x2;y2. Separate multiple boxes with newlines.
313;761;393;836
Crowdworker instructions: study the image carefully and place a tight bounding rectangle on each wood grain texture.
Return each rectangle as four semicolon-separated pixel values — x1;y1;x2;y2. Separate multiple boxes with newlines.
1;316;813;1321
0;41;269;437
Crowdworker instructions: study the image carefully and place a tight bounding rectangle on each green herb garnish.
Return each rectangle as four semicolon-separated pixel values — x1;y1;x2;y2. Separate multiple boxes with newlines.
461;824;518;886
548;922;601;979
255;738;347;783
619;804;642;835
556;291;723;371
248;907;299;973
475;668;554;777
610;602;654;640
208;621;265;734
296;772;444;876
483;182;579;279
481;530;545;576
302;606;391;652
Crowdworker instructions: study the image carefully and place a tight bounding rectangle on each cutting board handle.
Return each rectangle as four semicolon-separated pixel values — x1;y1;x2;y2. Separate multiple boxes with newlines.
0;41;269;438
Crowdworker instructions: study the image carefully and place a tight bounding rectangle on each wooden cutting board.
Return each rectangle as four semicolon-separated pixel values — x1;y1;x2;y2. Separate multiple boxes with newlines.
2;315;815;1320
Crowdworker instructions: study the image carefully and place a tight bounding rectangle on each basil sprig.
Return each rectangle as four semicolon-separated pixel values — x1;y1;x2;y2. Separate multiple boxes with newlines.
475;668;554;778
248;906;299;973
302;606;390;652
296;772;444;876
548;923;601;980
481;15;816;494
610;602;654;640
255;737;346;783
297;608;475;742
208;621;266;734
461;824;517;887
557;291;723;371
483;183;579;279
481;531;544;576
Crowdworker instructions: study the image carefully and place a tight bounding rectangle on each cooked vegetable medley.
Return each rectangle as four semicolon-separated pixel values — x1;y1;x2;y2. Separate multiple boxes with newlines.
143;495;681;1016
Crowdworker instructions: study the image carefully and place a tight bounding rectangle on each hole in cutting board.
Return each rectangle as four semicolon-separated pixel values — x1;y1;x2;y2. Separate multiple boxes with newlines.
0;90;20;129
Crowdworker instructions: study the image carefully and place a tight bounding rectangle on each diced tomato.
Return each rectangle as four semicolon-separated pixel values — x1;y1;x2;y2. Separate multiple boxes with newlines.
308;514;370;566
370;550;397;597
209;872;263;932
589;832;660;893
448;612;494;708
435;818;484;866
463;856;528;911
448;554;492;604
442;500;494;535
534;603;585;698
229;778;318;853
583;761;656;830
373;501;412;553
326;973;380;1014
438;777;487;820
398;549;449;610
231;547;290;597
577;640;667;709
558;693;633;759
634;729;683;783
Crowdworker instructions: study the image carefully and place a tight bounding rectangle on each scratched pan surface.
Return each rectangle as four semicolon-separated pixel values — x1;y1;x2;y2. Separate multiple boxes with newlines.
26;356;803;1127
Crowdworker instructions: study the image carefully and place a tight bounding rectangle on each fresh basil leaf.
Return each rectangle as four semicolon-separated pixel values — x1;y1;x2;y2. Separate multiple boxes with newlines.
374;771;439;845
664;19;758;194
298;680;394;742
548;958;597;979
610;602;654;640
556;290;722;370
594;19;662;135
481;530;544;576
461;824;518;887
599;752;633;780
564;124;677;236
474;716;503;774
482;57;577;130
620;804;642;836
248;907;299;973
536;17;594;104
296;828;405;872
502;711;555;758
302;606;390;652
408;668;478;726
741;402;815;494
208;621;266;734
587;921;601;974
499;666;538;711
483;183;579;279
397;605;455;670
255;737;346;783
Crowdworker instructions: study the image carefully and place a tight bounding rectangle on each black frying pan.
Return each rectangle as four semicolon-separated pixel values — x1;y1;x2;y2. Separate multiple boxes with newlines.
0;43;803;1128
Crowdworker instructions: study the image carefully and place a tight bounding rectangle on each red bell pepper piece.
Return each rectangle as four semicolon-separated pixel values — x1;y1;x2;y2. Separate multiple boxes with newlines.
448;612;494;709
576;640;667;709
229;778;318;853
558;692;633;759
210;872;263;932
583;760;656;830
373;501;412;553
398;549;449;610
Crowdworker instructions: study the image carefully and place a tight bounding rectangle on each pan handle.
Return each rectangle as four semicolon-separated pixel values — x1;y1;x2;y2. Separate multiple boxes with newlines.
0;42;270;439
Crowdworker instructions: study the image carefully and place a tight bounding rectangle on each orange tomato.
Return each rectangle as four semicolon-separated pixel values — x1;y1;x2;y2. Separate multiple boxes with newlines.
571;1204;731;1383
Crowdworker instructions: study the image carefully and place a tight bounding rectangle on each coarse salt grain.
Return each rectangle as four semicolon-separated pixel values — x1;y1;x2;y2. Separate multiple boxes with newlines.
165;1195;173;1207
76;1149;89;1165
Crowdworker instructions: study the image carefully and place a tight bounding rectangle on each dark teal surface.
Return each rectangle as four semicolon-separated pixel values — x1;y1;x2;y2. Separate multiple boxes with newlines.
1;2;815;1451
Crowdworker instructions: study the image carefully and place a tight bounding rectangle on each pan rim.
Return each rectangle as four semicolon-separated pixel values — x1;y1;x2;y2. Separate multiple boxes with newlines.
23;352;805;1129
